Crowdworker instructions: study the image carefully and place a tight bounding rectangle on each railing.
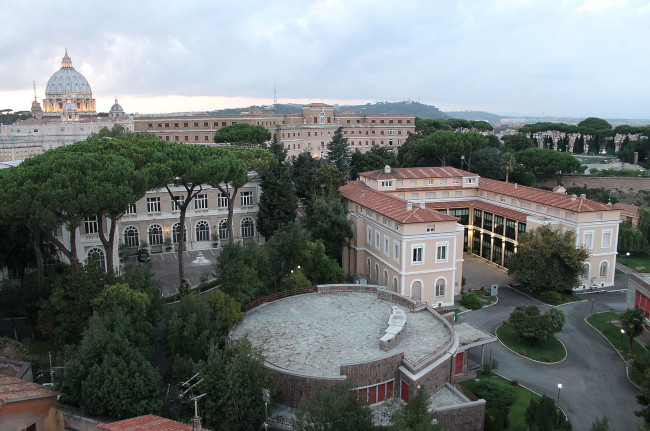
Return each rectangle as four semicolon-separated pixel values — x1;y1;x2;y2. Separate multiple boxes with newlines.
447;378;478;401
243;286;317;312
401;304;455;372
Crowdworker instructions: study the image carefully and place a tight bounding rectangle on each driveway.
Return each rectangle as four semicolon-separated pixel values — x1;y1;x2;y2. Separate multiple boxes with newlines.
458;258;642;431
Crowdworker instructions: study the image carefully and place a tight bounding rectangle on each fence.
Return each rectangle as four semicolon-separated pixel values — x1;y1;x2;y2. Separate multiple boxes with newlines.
243;286;318;312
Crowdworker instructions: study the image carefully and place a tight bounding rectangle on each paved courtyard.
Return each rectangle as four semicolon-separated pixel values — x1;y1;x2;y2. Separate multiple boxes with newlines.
459;257;642;431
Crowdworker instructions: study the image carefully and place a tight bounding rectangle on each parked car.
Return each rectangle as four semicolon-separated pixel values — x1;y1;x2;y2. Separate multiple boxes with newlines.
136;249;150;262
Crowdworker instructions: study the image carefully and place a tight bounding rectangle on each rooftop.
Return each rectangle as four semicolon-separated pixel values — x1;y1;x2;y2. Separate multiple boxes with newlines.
97;415;209;431
340;181;459;224
361;166;474;181
425;199;529;222
0;375;56;404
230;292;451;378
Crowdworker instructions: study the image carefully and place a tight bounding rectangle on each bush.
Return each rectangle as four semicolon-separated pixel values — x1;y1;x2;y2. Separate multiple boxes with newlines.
509;305;565;344
473;379;517;431
460;291;483;310
539;291;562;305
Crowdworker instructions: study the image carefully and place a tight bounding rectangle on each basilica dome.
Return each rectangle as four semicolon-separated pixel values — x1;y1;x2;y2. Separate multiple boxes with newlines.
42;50;96;117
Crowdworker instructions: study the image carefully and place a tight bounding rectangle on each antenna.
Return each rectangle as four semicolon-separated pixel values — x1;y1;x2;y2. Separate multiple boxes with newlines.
33;81;37;100
192;393;207;416
273;80;277;105
179;372;204;397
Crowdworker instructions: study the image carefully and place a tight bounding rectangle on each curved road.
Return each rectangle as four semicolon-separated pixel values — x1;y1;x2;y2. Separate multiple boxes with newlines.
458;273;642;430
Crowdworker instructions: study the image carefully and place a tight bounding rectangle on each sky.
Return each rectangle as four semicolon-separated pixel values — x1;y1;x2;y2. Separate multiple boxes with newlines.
1;0;649;119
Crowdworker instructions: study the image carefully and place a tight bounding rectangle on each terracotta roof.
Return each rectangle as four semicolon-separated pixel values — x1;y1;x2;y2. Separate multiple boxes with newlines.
0;375;57;404
340;181;459;224
395;186;464;192
478;178;616;213
613;203;639;217
97;415;209;431
360;166;474;180
425;200;529;222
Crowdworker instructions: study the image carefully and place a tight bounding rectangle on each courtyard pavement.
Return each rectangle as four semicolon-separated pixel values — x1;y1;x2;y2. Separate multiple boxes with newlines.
459;257;642;431
123;249;220;296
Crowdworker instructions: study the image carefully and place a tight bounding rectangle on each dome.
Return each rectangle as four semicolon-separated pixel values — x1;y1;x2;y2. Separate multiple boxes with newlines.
109;98;125;119
45;50;92;97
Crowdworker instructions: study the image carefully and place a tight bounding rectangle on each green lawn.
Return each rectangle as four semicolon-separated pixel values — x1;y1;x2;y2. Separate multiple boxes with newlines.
496;325;566;362
511;285;583;304
461;375;542;431
617;253;650;273
475;288;497;304
586;312;650;358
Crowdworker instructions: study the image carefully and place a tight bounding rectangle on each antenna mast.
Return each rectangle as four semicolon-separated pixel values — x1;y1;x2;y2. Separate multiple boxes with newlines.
273;80;277;105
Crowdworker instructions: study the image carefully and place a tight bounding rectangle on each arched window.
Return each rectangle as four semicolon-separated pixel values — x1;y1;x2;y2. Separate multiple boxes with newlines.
374;264;380;284
581;264;590;280
172;223;186;244
148;224;163;245
383;270;389;287
241;217;255;238
218;219;229;239
411;281;422;300
319;111;325;125
124;226;139;247
599;261;608;278
392;277;399;293
435;278;446;297
87;248;105;271
366;258;371;280
195;220;210;241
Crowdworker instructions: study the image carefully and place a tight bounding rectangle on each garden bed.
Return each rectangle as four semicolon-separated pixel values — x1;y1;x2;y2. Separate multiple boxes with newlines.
496;325;566;362
510;285;583;305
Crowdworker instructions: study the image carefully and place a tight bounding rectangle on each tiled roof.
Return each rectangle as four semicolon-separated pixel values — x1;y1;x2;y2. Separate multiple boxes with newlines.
425;200;529;222
97;415;209;431
613;203;639;217
395;186;464;192
360;166;474;180
478;178;615;213
0;375;57;404
340;181;459;224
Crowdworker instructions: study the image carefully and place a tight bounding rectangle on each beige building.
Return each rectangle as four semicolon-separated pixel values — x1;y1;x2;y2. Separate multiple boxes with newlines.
134;103;415;158
341;166;620;304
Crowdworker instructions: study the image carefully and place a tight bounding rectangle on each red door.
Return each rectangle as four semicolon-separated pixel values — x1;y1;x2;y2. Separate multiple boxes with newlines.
455;351;464;375
400;381;409;402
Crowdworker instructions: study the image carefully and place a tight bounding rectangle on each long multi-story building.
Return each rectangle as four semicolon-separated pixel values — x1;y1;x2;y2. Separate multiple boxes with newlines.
341;166;620;305
134;103;415;158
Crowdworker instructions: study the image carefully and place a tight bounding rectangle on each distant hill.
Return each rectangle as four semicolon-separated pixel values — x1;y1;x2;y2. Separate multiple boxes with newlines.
444;110;502;124
209;101;448;119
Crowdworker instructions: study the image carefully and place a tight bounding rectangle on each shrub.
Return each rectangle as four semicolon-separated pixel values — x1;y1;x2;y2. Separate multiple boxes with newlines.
539;291;562;305
460;291;482;310
510;380;519;386
473;379;517;431
509;305;565;344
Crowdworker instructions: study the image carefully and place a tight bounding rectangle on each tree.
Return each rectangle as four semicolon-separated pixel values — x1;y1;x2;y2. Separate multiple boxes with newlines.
326;126;351;177
621;308;645;352
199;338;275;431
290;152;322;199
469;147;503;180
509;305;565;344
501;152;516;183
213;123;271;146
636;368;650;425
302;192;353;261
311;163;347;197
349;146;398;180
163;292;217;363
207;290;242;335
390;386;441;431
515;148;584;184
257;157;297;239
590;415;611;431
502;134;536;152
524;395;571;431
293;382;375;431
214;242;271;303
507;225;590;292
472;378;517;431
618;220;650;254
301;240;346;284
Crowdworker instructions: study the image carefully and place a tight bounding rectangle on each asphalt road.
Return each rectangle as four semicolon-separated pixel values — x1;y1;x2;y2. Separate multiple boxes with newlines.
458;283;642;431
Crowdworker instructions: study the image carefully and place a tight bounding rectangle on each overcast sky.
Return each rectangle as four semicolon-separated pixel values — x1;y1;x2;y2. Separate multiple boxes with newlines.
1;0;649;119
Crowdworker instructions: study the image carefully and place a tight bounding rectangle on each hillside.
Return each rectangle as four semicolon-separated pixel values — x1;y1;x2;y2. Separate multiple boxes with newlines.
444;110;502;123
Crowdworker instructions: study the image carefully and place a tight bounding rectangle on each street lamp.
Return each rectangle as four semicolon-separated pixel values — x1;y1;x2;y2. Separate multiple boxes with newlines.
460;155;466;170
591;298;595;315
557;383;562;405
620;329;626;351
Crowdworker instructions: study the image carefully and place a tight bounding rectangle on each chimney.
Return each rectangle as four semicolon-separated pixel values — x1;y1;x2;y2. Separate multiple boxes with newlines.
192;415;202;431
571;194;577;200
514;183;518;188
406;202;413;210
419;202;425;209
580;194;586;199
384;165;391;174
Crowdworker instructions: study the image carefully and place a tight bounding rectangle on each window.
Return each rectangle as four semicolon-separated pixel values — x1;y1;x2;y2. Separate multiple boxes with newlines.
195;194;208;209
466;178;476;184
241;191;253;206
124;226;139;247
384;236;390;254
455;191;462;197
599;261;608;278
387;129;394;135
410;180;417;186
411;245;423;264
147;197;161;213
411;193;419;199
426;192;435;199
125;203;136;214
218;219;229;239
435;279;445;297
367;227;372;244
602;230;612;248
218;193;228;208
436;243;448;262
241;217;255;237
381;180;392;187
453;179;460;184
583;231;594;249
148;224;163;245
84;216;98;234
440;179;447;185
172;223;186;243
87;248;105;270
195;220;210;241
375;231;380;250
442;191;449;198
581;264;590;280
596;213;603;221
393;242;400;261
171;196;184;211
427;225;435;232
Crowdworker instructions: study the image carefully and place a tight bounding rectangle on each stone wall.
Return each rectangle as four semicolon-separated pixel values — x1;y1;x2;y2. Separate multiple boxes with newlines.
340;351;404;389
539;176;650;194
436;399;486;431
267;365;346;408
400;355;454;398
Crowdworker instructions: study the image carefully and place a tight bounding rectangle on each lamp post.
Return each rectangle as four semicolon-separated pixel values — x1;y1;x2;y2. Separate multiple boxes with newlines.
620;329;626;351
591;298;595;315
460;155;466;170
557;383;562;405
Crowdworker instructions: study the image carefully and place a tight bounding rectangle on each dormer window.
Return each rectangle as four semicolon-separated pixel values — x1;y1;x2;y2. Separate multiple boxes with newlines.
466;178;476;184
381;180;393;187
